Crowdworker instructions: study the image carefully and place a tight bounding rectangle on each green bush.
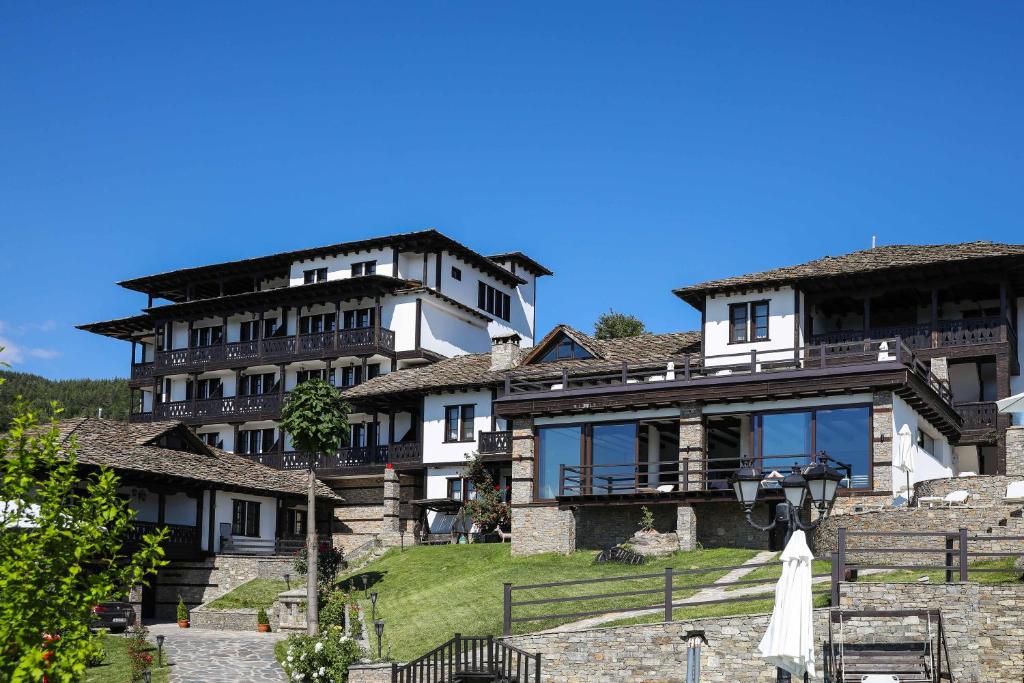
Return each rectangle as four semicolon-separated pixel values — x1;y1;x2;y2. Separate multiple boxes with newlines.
319;592;348;629
348;603;361;640
279;633;363;682
126;624;153;680
257;607;270;626
83;632;107;667
176;596;188;622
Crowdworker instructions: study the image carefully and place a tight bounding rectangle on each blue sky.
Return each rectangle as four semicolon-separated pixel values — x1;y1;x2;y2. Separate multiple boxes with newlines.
1;3;1022;379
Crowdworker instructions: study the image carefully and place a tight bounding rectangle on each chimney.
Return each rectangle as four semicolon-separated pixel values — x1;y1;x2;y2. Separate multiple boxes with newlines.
490;333;522;371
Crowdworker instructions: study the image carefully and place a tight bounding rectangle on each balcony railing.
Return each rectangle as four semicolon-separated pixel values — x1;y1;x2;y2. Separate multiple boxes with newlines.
126;521;201;559
130;362;154;381
506;337;954;405
242;443;421;471
478;430;513;455
810;316;1016;352
150;327;396;373
955;401;999;432
151;393;283;422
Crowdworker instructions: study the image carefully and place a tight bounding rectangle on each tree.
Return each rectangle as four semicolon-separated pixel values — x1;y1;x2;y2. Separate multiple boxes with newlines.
594;310;646;340
462;452;510;535
0;399;167;682
279;379;350;635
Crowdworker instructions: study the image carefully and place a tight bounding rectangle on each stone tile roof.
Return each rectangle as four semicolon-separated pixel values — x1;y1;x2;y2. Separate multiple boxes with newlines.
341;325;701;400
673;241;1024;304
47;418;341;501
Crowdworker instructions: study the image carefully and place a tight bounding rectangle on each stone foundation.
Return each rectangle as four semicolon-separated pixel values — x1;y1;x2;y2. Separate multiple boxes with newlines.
347;662;394;683
511;505;576;556
189;605;262;631
151;554;293;621
695;501;772;550
871;391;894;493
1007;426;1024;477
574;503;676;550
677;504;696;550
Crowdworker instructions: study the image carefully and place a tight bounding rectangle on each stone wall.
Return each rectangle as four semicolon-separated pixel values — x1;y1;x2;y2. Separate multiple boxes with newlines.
871;391;893;493
189;605;261;631
513;505;576;555
153;553;281;621
331;476;386;554
1008;426;1024;477
696;500;772;550
347;662;393;683
574;503;676;550
915;473;1020;505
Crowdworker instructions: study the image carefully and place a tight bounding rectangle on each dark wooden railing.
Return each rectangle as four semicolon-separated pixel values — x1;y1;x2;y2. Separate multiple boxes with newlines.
152;393;283;422
151;326;396;372
504;337;954;404
392;634;541;683
126;521;201;559
478;430;513;455
824;609;952;683
955;401;999;431
810;315;1015;353
243;443;420;470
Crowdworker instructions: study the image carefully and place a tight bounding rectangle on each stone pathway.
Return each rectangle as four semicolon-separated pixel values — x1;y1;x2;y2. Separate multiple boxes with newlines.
147;622;287;682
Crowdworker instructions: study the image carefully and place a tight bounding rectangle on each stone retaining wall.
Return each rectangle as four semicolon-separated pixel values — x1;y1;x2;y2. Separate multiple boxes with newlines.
347;662;393;683
915;474;1020;504
188;605;261;631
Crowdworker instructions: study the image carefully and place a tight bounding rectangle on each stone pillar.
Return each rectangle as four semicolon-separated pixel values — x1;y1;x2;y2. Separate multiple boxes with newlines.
127;584;144;626
1006;426;1024;477
510;417;576;556
379;466;402;547
678;402;704;491
872;391;894;494
676;504;696;551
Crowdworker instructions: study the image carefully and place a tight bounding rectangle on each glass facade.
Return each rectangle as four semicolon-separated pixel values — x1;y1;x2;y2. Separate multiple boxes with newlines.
536;426;582;499
590;423;636;494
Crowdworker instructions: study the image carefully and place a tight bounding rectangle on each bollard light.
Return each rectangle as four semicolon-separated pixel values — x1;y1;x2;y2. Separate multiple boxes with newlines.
361;574;369;599
370;591;378;621
142;671;152;683
374;620;385;659
284;573;291;591
155;634;165;667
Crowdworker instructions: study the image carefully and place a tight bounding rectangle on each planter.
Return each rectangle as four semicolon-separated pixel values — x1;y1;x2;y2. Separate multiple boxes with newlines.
257;623;271;633
177;620;190;628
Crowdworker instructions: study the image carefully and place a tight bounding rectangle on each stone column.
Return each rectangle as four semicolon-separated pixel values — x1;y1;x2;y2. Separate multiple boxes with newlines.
1006;426;1024;477
379;466;402;547
510;417;576;556
872;391;894;494
676;504;696;551
678;402;705;492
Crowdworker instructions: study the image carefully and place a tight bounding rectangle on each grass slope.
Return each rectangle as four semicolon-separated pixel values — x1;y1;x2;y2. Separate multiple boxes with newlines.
205;579;288;609
341;544;758;661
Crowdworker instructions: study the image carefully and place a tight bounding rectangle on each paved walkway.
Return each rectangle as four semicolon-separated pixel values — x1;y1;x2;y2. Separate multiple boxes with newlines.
147;622;287;682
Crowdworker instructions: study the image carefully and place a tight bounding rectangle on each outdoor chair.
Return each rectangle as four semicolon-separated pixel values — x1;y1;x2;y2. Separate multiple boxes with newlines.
917;490;969;508
958;471;978;477
1004;481;1024;504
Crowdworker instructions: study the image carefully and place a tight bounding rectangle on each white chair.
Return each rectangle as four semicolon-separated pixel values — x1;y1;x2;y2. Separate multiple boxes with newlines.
958;471;978;478
918;490;969;508
1005;481;1024;504
656;484;674;493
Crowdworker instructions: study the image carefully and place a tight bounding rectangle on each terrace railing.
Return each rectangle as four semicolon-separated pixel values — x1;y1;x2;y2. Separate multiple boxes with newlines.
478;429;513;455
504;337;954;405
824;609;952;683
392;634;540;683
955;401;999;431
810;316;1016;355
243;443;418;470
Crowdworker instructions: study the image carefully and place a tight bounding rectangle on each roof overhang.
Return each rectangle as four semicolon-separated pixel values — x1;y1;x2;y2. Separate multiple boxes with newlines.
77;314;156;341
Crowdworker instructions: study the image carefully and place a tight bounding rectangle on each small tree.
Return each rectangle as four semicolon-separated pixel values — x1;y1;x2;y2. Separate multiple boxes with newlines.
280;379;350;635
594;310;646;339
462;452;510;535
0;399;167;682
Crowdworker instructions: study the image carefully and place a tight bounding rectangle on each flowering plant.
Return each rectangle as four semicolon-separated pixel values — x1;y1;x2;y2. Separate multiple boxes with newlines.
279;633;363;682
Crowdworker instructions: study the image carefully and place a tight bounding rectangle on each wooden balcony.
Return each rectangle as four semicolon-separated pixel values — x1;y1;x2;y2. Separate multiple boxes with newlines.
478;430;512;456
126;520;201;560
128;362;155;387
147;327;396;375
242;442;422;473
809;316;1016;355
152;393;283;423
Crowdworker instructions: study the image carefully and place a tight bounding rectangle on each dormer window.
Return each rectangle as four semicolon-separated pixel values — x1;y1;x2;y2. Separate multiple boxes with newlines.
729;301;770;343
539;335;594;362
352;260;376;276
303;267;328;284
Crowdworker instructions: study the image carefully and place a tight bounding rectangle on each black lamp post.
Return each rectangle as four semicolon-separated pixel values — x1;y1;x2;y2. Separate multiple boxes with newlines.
155;634;165;667
361;575;369;599
370;591;378;621
142;670;152;683
728;452;848;683
284;572;291;591
374;620;385;659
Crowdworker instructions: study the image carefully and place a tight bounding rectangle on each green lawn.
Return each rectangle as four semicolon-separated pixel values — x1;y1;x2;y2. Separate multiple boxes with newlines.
85;634;169;683
340;544;759;661
205;578;289;609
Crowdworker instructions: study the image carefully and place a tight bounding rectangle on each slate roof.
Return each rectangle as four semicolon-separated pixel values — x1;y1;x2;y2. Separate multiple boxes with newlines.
341;325;701;401
673;241;1024;306
46;418;341;501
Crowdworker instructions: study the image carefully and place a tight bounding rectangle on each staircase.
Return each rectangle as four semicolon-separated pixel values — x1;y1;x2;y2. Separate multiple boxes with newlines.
392;635;541;683
220;536;276;555
825;610;954;682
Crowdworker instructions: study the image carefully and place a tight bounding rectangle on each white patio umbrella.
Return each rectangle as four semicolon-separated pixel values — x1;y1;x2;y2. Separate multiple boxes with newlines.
758;529;816;679
894;424;916;502
997;391;1024;425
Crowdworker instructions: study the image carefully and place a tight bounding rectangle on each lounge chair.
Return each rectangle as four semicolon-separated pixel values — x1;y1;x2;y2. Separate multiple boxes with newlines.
917;490;969;508
958;471;978;478
1005;481;1024;504
656;484;674;493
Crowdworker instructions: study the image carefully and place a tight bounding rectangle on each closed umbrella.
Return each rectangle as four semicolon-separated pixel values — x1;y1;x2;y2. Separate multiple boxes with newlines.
894;424;916;502
758;530;815;679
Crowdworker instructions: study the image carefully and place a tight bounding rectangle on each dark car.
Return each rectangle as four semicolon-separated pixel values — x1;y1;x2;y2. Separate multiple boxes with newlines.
91;601;136;632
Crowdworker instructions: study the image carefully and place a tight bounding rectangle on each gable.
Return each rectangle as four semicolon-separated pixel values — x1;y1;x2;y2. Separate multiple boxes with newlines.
526;330;597;364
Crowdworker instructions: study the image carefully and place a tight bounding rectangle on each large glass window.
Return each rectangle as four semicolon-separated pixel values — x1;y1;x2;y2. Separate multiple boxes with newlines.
536;426;582;499
232;500;261;537
817;407;871;489
759;412;812;468
590;423;637;495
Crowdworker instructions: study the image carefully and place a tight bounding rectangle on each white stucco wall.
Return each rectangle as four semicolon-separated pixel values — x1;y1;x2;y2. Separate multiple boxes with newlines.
420;298;491;357
422;390;493;464
164;492;198;526
211;491;277;552
287;247;397;286
703;287;799;365
892;394;954;494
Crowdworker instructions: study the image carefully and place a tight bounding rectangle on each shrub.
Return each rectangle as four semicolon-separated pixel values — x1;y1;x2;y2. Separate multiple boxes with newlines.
176;596;189;622
638;506;655;533
257;607;270;626
319;591;348;629
348;602;361;640
462;452;510;533
126;624;153;680
279;632;363;682
295;544;346;591
84;631;107;667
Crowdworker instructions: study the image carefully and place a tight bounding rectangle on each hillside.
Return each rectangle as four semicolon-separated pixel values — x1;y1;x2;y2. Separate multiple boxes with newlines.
0;370;129;428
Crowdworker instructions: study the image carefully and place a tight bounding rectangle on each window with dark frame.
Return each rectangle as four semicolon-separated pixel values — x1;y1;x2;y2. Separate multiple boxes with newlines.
342;308;375;329
238;428;276;454
451;266;462;281
352;260;377;276
299;312;337;335
240;320;259;342
296;368;334;385
303;267;328;284
444;404;475;442
190;325;224;347
239;372;276;396
200;432;223;449
186;377;223;400
231;499;261;537
728;301;769;343
285;509;307;536
476;281;511;321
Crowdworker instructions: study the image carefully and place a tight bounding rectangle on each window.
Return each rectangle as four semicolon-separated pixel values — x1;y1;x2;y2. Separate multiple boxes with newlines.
200;432;223;449
240;320;259;342
351;424;366;448
285;509;306;536
917;429;936;456
477;282;511;321
444;405;475;442
447;477;462;500
728;301;769;343
239;372;276;396
338;363;379;387
536;426;584;500
352;260;377;276
187;377;223;400
238;428;276;454
539;335;594;362
296;368;334;385
190;325;223;347
303;267;328;284
451;266;462;281
342;308;375;329
299;313;337;334
263;317;283;338
231;499;261;537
